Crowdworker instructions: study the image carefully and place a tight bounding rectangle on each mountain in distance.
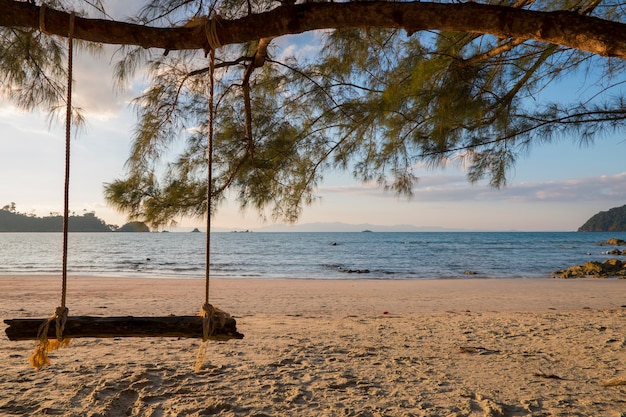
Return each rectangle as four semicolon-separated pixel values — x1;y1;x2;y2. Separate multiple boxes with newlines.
249;222;467;232
578;204;626;232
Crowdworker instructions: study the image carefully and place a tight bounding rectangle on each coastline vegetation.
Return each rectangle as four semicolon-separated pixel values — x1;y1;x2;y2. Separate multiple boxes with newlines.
0;203;147;232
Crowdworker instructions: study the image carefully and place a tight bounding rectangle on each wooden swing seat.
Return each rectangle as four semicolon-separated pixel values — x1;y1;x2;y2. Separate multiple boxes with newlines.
4;315;243;341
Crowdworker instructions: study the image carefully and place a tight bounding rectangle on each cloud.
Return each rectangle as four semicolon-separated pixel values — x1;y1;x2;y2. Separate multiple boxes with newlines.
0;102;57;138
509;173;626;203
317;172;626;204
273;32;325;63
71;46;137;121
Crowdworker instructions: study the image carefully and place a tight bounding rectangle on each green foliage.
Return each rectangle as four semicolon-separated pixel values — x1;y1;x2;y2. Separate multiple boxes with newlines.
0;26;66;111
3;0;626;227
0;0;101;125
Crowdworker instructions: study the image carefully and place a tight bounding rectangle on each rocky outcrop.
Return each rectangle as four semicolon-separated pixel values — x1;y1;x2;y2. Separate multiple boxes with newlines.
553;259;626;278
337;267;370;274
599;238;626;246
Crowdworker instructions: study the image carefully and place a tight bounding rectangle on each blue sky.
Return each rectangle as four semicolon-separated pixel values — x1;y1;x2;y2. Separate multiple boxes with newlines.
1;25;625;231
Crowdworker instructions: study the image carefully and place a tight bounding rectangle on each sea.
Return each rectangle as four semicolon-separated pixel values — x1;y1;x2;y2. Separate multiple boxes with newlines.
1;231;626;280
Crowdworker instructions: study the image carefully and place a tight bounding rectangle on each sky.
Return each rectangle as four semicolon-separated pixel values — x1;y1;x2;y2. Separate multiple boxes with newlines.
1;8;625;232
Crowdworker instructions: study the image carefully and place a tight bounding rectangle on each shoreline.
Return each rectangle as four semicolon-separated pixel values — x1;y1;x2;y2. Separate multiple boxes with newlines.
2;275;624;416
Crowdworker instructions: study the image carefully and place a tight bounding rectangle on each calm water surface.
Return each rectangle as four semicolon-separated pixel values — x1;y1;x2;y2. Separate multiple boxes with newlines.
0;232;625;279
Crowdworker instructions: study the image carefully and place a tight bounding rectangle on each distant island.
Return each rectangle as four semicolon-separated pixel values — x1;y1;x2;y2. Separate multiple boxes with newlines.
0;204;149;232
117;221;150;232
578;204;626;232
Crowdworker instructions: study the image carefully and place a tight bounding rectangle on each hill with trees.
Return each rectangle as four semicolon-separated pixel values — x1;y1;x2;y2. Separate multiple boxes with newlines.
117;221;151;232
0;203;149;232
0;207;112;232
578;205;626;232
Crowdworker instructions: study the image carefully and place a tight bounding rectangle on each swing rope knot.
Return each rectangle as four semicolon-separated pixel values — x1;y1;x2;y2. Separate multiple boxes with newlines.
195;303;233;371
204;14;222;51
200;302;215;341
196;303;215;372
30;306;70;370
39;3;49;34
54;306;69;341
200;303;231;340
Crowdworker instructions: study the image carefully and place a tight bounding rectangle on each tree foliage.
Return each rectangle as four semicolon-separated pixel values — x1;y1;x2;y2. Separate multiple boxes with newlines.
1;0;626;226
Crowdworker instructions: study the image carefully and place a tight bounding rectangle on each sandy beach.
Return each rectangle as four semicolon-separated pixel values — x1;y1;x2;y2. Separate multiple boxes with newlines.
1;275;625;416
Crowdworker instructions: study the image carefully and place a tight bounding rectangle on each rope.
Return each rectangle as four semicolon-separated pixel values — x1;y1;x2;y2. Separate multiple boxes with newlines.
39;3;49;34
30;307;69;370
196;47;217;372
201;303;215;340
204;47;215;308
204;15;222;50
61;12;75;311
30;12;75;371
196;304;234;371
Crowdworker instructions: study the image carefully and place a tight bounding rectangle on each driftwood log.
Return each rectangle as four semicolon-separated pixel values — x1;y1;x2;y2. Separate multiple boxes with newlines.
4;316;243;341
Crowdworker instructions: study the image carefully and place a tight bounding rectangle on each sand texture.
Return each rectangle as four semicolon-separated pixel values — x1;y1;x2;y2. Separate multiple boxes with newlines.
1;276;625;416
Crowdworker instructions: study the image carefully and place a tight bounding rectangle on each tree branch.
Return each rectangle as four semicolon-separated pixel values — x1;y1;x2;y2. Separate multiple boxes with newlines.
2;0;626;58
188;56;252;76
242;37;273;143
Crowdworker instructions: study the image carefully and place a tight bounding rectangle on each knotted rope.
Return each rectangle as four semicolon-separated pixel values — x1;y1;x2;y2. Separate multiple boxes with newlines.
30;307;69;370
195;303;232;371
30;12;75;371
204;14;222;51
39;3;49;34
